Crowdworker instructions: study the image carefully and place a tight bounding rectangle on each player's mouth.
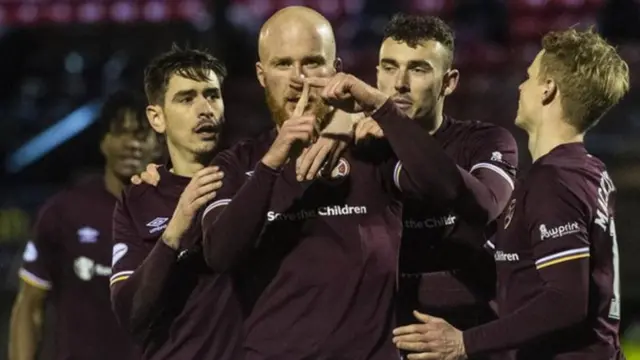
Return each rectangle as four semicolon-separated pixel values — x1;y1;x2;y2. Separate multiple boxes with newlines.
193;121;221;140
119;155;142;168
391;97;412;110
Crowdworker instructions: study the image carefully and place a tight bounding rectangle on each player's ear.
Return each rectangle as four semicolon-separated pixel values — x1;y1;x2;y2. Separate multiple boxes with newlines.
333;58;343;73
442;69;459;96
541;78;557;105
256;62;266;88
146;104;166;134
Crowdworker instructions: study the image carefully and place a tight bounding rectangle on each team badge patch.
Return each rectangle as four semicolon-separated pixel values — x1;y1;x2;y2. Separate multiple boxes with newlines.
330;158;350;179
503;198;516;229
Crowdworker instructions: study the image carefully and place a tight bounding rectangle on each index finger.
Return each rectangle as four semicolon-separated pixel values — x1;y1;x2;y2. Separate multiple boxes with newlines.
293;78;310;118
393;324;428;336
304;76;330;88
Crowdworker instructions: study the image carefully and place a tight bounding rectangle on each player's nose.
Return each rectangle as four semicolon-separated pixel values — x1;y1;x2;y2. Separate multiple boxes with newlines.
394;70;410;92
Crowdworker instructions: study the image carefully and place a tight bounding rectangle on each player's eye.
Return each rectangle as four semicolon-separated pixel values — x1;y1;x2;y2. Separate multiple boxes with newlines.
411;67;428;74
381;65;396;73
180;97;194;103
275;61;291;69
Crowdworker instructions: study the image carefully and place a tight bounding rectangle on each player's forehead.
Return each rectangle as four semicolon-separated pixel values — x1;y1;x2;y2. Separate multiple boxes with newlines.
379;38;448;68
527;50;544;76
261;24;334;62
165;70;220;95
110;110;150;136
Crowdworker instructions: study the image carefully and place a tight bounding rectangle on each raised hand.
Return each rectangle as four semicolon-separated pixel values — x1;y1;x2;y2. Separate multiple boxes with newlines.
261;79;317;170
354;117;384;144
300;73;389;114
162;166;224;249
131;163;162;186
295;109;355;181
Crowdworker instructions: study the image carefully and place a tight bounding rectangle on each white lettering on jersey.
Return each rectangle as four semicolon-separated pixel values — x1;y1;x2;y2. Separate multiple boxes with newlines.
403;215;457;229
22;241;38;262
539;222;581;240
267;205;368;222
494;251;520;262
595;171;615;231
112;243;128;266
73;256;112;281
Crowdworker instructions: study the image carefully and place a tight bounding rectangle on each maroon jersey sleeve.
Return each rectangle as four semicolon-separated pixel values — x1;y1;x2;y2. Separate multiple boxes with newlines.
200;148;280;272
19;197;61;290
373;100;517;227
410;270;495;309
110;195;180;341
462;126;518;224
463;166;592;356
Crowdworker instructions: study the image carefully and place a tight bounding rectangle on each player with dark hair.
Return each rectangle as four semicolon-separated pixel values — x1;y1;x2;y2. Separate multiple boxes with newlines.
9;90;158;360
393;28;629;360
314;14;516;359
109;46;244;359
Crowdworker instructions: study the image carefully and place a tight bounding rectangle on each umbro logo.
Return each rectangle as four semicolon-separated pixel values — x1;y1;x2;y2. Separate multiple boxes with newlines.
77;227;99;243
146;217;168;234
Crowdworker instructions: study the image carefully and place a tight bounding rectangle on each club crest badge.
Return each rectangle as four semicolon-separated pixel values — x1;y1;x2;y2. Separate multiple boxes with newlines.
330;158;350;179
504;198;516;229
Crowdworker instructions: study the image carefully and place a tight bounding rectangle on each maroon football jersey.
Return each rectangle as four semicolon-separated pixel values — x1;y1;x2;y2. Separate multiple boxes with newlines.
110;166;243;360
19;176;139;360
464;143;624;360
398;117;517;332
198;100;466;359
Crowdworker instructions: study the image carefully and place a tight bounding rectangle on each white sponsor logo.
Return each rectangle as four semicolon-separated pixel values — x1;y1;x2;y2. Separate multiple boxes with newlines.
404;215;456;229
491;151;503;162
73;256;112;281
112;243;128;266
146;217;168;234
245;171;254;177
267;205;367;222
539;222;581;240
494;250;520;262
22;241;38;262
77;227;99;243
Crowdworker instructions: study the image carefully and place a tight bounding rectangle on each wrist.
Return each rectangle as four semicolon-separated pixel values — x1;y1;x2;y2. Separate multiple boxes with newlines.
260;153;282;170
161;219;186;250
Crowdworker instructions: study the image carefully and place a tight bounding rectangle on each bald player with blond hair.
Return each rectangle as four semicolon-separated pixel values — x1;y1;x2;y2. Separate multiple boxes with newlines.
194;5;480;359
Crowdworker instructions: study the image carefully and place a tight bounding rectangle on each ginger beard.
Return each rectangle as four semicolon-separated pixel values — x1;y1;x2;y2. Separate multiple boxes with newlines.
265;85;333;131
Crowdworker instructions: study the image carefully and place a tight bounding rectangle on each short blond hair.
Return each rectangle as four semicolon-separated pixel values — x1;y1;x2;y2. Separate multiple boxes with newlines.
539;28;629;131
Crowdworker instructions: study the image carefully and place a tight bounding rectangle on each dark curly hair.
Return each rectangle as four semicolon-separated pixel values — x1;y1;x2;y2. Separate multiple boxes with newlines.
144;44;227;105
97;90;150;137
383;13;455;66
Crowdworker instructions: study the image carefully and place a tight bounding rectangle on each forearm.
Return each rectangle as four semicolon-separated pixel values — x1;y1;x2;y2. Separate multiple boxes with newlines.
458;168;512;224
463;282;587;356
9;303;42;360
413;271;493;309
110;241;178;340
201;162;279;272
372;100;463;201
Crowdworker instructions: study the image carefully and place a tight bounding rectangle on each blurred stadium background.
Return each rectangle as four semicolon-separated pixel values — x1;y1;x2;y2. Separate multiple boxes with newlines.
0;0;638;358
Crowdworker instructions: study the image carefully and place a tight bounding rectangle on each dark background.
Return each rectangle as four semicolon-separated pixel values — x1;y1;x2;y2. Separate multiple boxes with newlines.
0;0;638;357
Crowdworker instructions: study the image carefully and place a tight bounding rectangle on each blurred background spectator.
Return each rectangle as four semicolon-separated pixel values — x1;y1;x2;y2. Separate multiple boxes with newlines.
0;0;638;358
